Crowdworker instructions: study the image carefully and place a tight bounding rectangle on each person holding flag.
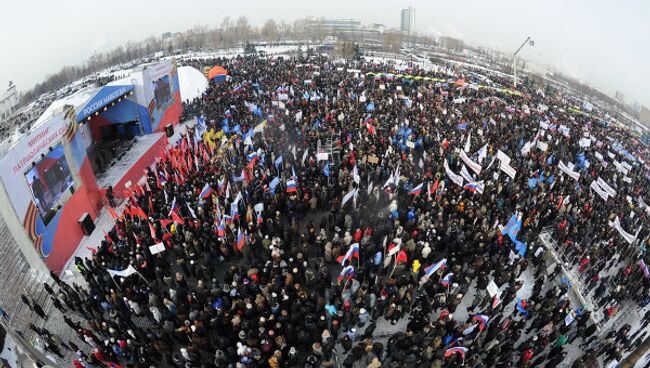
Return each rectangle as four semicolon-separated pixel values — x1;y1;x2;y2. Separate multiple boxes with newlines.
443;346;468;362
337;243;360;266
199;183;213;199
236;228;245;251
408;182;424;196
421;258;447;283
337;265;356;291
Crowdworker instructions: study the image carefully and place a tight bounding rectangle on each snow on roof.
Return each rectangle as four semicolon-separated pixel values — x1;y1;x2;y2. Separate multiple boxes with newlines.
107;69;143;88
32;85;99;130
178;66;208;102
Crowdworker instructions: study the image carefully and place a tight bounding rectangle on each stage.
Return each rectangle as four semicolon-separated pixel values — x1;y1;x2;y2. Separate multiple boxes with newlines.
94;132;168;198
62;119;196;274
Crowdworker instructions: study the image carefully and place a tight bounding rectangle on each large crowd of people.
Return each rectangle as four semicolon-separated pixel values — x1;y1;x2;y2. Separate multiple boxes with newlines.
26;53;650;367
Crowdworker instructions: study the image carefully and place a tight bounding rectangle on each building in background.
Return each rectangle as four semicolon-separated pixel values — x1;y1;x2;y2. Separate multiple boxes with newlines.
640;106;650;126
439;36;466;53
305;18;361;39
615;91;626;103
0;82;19;122
400;7;415;35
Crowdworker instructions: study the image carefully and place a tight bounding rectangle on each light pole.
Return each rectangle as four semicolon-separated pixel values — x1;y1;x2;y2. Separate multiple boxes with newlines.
512;36;534;88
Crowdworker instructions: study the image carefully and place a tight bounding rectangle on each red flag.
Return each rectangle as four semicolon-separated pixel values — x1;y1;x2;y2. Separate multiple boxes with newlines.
148;196;154;214
160;219;173;229
395;250;408;265
86;246;97;254
429;178;440;196
107;207;120;220
103;230;114;244
171;211;185;225
132;206;148;220
123;206;133;218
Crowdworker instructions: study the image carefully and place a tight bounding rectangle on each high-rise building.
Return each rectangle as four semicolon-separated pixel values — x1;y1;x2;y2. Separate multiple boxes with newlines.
305;18;362;37
615;91;625;102
400;7;415;35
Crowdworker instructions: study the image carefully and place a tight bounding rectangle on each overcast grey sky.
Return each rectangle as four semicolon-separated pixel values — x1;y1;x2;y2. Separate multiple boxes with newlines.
1;0;648;106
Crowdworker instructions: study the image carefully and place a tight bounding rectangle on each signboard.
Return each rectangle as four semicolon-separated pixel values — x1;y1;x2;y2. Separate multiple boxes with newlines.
0;109;71;221
499;161;516;180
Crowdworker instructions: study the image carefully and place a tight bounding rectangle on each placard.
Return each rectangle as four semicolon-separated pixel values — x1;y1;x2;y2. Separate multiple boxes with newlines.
317;152;329;161
499;161;516;180
149;242;165;255
487;281;500;297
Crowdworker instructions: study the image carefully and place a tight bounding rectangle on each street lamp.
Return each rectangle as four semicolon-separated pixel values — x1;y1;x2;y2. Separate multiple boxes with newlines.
512;36;534;88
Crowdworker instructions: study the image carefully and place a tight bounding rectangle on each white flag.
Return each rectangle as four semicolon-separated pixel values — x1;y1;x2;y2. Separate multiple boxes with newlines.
342;189;358;208
107;265;138;278
352;166;360;184
464;131;472;152
186;203;197;219
477;144;488;164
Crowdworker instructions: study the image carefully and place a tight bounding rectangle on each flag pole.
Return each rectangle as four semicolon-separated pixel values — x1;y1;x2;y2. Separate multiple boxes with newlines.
388;256;398;279
342;276;351;293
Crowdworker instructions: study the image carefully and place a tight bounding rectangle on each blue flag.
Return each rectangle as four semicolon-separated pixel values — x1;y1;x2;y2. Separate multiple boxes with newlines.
501;215;522;243
323;162;330;177
515;240;527;256
269;177;280;193
366;102;375;112
516;298;529;316
528;178;538;189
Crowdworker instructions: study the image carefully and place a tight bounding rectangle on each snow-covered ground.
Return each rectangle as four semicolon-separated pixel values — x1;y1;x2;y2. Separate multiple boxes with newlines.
178;66;208;102
168;44;302;62
0;333;18;368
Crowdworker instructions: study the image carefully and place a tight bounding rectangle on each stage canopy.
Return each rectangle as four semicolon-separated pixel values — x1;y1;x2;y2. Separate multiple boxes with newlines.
76;85;135;122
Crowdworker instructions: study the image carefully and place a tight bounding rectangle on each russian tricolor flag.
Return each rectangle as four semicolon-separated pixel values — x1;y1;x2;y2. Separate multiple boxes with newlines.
337;265;356;285
286;179;297;193
439;272;454;287
158;171;168;185
465;182;477;192
422;258;447;281
236;228;245;250
443;347;467;359
217;179;225;194
408;183;424;196
230;203;239;220
200;183;213;199
224;214;233;225
216;218;225;237
168;197;178;217
336;243;360;265
247;151;259;163
472;314;490;331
